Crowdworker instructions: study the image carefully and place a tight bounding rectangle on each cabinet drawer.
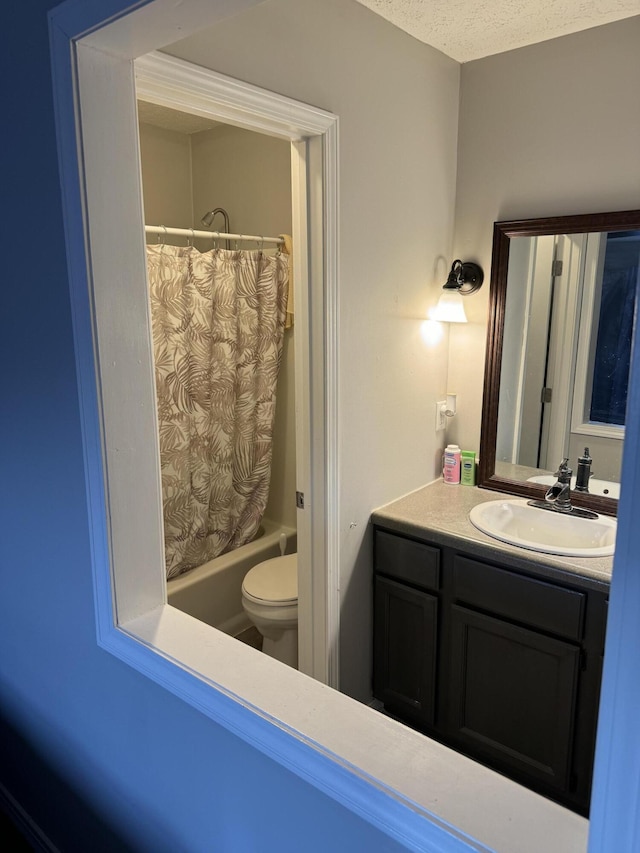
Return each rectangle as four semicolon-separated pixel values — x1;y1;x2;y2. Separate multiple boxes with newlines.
452;555;585;641
375;530;440;591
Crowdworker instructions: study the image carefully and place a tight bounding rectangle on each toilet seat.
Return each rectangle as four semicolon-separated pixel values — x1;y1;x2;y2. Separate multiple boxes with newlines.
242;553;297;606
241;553;299;667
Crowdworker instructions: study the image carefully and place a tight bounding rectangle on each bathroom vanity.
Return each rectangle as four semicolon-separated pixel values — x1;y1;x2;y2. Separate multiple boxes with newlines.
371;482;611;816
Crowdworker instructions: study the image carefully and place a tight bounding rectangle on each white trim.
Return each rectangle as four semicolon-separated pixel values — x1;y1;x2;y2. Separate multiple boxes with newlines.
76;41;167;627
572;233;604;434
571;423;625;441
571;234;626;441
322;118;341;687
517;234;555;467
78;0;267;58
135;51;333;138
510;237;536;463
290;137;314;675
293;130;341;684
135;51;340;686
542;234;585;466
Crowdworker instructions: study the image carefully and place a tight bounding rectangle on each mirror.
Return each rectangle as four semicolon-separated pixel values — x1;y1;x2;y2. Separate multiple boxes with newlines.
479;210;640;516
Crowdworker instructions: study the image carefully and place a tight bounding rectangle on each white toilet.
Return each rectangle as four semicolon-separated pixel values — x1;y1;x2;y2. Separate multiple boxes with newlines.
241;553;298;668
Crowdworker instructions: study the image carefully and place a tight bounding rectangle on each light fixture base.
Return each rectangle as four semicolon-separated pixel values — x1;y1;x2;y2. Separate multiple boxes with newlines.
443;260;484;295
458;262;484;295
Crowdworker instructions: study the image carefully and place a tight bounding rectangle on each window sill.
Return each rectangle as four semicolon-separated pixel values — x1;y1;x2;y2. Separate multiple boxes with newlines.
113;605;589;853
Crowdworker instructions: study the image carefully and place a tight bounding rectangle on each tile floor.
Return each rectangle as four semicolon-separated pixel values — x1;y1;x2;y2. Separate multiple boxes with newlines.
235;625;263;651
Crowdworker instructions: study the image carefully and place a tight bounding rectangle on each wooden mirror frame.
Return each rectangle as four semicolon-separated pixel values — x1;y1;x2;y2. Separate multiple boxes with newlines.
478;209;640;517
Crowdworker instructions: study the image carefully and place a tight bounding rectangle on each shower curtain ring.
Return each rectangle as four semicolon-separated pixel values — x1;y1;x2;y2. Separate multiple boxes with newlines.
214;230;220;250
158;225;167;244
189;227;195;247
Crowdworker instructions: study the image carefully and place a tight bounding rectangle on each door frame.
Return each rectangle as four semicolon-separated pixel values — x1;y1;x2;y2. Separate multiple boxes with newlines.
134;49;340;686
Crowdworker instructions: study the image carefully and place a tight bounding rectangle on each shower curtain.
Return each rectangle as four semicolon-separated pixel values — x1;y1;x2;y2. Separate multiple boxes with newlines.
146;244;289;580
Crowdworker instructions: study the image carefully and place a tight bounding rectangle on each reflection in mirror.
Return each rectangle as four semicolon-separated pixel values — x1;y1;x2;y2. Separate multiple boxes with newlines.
479;211;640;515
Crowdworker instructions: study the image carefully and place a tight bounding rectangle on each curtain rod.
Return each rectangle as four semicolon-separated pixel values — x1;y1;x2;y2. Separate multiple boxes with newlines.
145;225;284;245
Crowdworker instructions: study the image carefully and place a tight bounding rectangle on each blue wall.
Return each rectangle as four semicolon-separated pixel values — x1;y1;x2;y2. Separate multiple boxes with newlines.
0;2;412;850
2;1;639;850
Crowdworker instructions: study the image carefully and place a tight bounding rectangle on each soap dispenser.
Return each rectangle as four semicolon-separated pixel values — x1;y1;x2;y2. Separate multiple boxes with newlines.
575;447;592;492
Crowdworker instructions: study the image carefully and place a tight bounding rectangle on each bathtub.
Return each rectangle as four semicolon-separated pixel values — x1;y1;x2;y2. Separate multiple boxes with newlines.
167;519;297;636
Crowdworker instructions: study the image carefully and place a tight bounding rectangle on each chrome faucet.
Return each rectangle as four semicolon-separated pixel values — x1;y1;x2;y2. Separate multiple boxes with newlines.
528;457;599;519
544;458;574;512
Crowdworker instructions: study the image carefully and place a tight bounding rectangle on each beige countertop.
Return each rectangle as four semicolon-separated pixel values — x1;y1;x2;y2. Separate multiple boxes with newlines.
371;480;613;589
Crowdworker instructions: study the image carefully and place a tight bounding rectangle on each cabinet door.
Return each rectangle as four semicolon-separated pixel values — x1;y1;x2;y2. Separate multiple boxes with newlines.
448;605;580;793
373;576;438;726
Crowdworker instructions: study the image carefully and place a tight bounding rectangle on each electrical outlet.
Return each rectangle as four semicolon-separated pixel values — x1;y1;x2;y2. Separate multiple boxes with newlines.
435;400;447;431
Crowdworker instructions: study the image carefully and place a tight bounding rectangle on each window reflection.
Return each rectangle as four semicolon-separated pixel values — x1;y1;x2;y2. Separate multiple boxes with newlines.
589;231;640;426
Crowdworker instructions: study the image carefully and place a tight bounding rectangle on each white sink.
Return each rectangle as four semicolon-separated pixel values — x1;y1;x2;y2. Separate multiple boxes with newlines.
526;474;620;500
469;499;616;557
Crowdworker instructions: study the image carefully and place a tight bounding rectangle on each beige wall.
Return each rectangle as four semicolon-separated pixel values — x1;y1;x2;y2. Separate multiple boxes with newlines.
138;123;193;228
166;0;460;700
448;16;640;456
191;125;292;246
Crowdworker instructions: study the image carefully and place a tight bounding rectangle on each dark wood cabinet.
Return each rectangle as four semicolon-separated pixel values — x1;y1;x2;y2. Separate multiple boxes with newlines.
448;604;580;792
373;576;438;726
372;525;608;815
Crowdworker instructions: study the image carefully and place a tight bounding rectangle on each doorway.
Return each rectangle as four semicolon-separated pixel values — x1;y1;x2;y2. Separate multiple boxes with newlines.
133;51;338;684
137;98;299;647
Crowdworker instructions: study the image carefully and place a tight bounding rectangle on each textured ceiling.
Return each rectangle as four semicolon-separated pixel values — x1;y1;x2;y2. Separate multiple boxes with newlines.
354;0;640;62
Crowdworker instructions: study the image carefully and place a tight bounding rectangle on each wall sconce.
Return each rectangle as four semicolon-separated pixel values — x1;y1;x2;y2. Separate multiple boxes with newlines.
432;260;484;323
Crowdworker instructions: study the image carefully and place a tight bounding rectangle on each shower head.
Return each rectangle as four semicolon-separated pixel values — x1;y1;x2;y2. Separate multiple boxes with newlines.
200;207;230;231
200;207;231;249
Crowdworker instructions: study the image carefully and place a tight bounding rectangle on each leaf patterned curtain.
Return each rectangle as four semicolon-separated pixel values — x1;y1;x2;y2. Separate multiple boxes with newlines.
146;244;289;580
